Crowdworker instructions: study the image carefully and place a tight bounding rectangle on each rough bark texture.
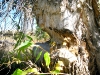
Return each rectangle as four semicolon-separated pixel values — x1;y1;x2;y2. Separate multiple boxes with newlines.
32;0;100;75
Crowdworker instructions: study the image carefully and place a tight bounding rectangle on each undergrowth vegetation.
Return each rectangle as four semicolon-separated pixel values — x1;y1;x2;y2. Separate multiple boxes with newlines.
0;26;62;75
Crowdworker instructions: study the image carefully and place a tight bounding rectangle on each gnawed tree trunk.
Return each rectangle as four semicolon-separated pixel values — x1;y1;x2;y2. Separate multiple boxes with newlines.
32;0;100;75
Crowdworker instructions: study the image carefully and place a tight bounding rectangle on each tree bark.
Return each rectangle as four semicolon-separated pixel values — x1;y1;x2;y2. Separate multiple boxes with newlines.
32;0;100;74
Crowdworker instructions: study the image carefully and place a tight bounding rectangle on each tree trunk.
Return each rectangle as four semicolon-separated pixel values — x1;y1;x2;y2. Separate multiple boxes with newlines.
32;0;100;75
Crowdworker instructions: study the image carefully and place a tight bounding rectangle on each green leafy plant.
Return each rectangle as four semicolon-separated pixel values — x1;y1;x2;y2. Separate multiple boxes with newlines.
12;32;33;61
44;52;50;68
14;32;25;49
35;51;42;63
12;31;61;75
12;68;39;75
12;68;26;75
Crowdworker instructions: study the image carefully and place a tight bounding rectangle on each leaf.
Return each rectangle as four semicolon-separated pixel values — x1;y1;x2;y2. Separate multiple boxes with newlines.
44;52;50;67
25;68;39;74
35;51;42;63
12;68;27;75
14;33;33;50
14;32;25;49
17;40;32;51
50;70;60;74
26;35;33;42
55;61;64;71
55;66;63;71
14;39;21;49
